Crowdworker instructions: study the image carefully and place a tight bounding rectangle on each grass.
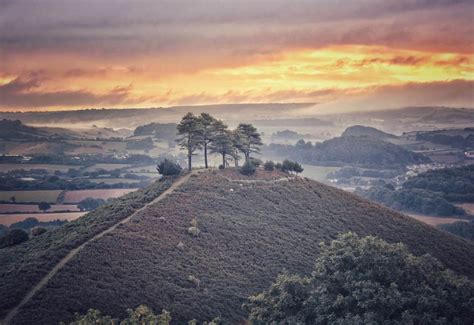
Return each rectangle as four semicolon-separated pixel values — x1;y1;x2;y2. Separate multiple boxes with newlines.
0;190;62;203
301;165;340;182
0;176;177;320
5;169;473;324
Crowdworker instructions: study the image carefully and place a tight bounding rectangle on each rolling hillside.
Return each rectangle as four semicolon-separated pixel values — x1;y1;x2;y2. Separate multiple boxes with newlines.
266;136;430;168
2;169;473;324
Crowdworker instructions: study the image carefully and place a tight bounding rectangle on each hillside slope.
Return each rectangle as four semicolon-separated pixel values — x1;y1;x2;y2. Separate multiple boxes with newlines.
266;136;430;168
5;169;474;324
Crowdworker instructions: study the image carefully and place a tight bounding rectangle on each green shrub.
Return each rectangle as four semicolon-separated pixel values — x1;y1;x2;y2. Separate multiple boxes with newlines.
263;161;275;171
281;159;304;174
0;229;29;248
77;197;105;211
240;161;257;176
249;158;262;167
31;227;47;237
157;159;182;176
245;232;474;324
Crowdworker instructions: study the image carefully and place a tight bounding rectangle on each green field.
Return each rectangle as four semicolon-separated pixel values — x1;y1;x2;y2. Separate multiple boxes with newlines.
0;190;62;203
301;165;341;182
88;178;143;185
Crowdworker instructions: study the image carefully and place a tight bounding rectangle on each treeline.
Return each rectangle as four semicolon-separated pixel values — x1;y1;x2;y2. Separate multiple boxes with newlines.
438;221;474;241
133;122;177;141
265;136;430;169
356;165;474;217
356;186;466;217
403;165;474;202
416;130;474;150
176;113;262;170
0;218;68;249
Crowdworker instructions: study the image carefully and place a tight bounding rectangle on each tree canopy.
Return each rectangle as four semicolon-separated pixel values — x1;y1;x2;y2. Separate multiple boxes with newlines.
245;232;474;324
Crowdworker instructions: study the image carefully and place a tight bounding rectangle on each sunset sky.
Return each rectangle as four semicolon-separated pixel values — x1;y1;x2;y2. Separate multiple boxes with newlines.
0;0;473;111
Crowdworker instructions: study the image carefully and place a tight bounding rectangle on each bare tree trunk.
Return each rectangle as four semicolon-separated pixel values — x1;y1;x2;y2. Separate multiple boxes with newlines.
222;153;226;167
188;154;192;171
204;143;208;168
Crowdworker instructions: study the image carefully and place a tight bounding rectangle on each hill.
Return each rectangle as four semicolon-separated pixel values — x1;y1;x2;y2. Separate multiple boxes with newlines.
1;169;473;324
341;125;397;139
266;136;430;168
0;120;48;140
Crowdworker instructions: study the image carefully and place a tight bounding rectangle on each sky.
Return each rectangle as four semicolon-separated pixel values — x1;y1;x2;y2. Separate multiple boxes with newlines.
0;0;473;112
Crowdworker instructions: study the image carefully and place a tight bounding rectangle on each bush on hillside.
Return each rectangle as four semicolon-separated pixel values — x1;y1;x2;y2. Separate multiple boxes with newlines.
0;229;29;249
281;159;304;174
240;161;256;176
157;159;182;176
31;227;47;237
78;198;106;211
245;232;474;324
263;161;275;171
249;158;262;167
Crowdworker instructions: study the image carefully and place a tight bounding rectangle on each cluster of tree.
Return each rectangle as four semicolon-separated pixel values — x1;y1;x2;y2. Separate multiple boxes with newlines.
355;186;467;217
271;129;310;140
61;305;222;325
438;221;474;241
265;136;430;169
245;232;474;324
262;160;304;174
176;113;262;170
156;159;182;176
416;130;474;150
7;217;67;232
0;175;148;192
77;198;106;211
133;122;178;141
403;165;474;202
26;153;159;166
125;137;155;151
0;216;66;249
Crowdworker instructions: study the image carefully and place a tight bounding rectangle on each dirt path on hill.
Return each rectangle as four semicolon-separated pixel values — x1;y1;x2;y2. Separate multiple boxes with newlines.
1;172;195;325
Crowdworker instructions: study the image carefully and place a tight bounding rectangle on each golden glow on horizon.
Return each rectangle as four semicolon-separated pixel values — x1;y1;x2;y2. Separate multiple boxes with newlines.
2;45;473;110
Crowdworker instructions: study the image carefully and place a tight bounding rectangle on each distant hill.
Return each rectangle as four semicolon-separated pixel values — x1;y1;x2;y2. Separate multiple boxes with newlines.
0;120;47;140
1;169;472;324
340;107;474;124
341;125;397;139
0;103;315;128
266;136;430;168
133;122;177;141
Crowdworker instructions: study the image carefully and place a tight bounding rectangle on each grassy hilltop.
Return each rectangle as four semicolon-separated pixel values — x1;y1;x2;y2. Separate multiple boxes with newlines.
3;168;474;324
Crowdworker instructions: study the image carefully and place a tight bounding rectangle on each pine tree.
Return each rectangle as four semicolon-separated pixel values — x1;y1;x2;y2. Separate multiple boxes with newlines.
235;123;262;163
209;120;234;168
198;113;218;168
176;113;202;170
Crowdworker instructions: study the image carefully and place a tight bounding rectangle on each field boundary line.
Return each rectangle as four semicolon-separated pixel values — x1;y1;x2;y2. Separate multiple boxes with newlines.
0;172;195;325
